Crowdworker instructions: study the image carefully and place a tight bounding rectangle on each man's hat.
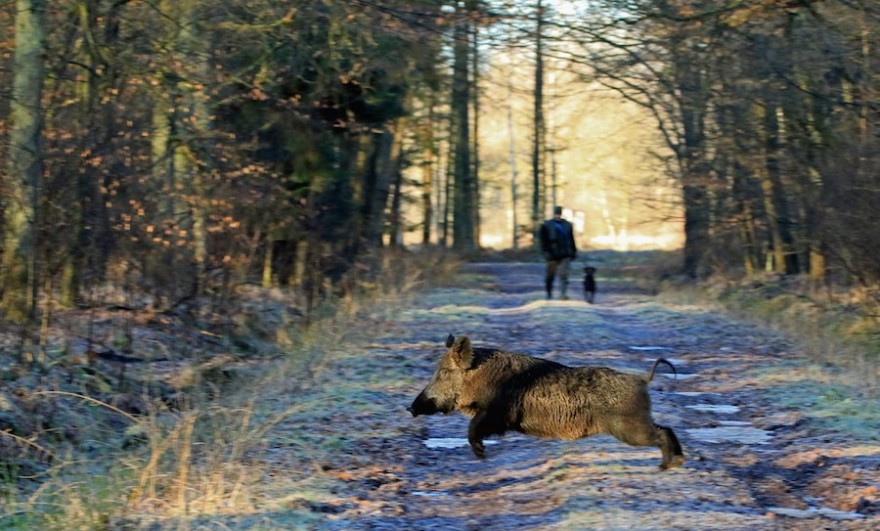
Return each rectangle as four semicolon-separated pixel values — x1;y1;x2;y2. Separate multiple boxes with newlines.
553;205;563;215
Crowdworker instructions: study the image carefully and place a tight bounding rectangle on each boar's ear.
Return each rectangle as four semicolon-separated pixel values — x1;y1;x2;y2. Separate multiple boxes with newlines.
446;334;455;348
450;336;474;369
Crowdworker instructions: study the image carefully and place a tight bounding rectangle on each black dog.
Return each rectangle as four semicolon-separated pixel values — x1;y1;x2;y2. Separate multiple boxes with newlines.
583;266;597;303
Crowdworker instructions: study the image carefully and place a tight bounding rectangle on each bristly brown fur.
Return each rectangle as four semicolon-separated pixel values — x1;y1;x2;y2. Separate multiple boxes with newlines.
409;335;685;470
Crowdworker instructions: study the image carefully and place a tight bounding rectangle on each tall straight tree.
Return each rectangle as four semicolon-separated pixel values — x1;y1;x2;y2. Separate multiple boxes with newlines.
60;0;121;308
420;102;436;245
1;0;46;326
507;72;520;250
452;4;477;251
147;0;213;304
177;0;212;296
672;41;711;279
470;10;482;248
531;0;546;248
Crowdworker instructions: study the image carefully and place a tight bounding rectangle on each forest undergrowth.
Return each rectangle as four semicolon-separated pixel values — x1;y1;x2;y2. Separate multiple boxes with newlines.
0;248;460;529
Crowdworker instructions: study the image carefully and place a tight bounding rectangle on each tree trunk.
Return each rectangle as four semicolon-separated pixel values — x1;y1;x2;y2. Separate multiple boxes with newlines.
2;0;47;326
262;240;273;288
389;166;404;247
682;182;710;279
441;137;453;247
363;125;403;246
675;53;711;279
421;108;435;245
62;0;105;308
507;74;519;250
179;0;211;298
762;101;798;274
738;202;758;277
531;0;545;249
150;88;181;305
470;11;481;248
452;10;476;251
148;0;213;302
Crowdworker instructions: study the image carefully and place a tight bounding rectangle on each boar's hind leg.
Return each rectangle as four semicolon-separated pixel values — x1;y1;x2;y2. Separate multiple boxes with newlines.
468;410;506;459
655;424;685;470
609;420;685;471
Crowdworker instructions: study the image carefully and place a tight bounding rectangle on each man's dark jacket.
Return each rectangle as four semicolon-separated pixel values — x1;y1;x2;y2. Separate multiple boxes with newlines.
540;218;577;260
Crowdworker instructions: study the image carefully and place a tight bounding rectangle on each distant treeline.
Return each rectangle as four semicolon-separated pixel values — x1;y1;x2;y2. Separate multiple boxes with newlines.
1;1;879;332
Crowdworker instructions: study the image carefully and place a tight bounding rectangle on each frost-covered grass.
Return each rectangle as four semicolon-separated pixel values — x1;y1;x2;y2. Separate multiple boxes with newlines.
751;362;880;441
0;248;461;530
655;261;879;378
656;264;880;439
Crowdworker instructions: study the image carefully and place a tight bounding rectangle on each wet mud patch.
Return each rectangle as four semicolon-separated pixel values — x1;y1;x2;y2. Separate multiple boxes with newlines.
686;403;741;414
686;424;774;445
422;437;500;450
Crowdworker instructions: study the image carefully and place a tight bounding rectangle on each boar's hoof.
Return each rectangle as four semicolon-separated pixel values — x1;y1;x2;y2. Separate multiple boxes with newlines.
659;455;685;471
469;439;486;459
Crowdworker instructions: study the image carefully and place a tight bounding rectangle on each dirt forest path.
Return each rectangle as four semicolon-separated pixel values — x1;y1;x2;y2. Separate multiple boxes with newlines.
229;262;880;530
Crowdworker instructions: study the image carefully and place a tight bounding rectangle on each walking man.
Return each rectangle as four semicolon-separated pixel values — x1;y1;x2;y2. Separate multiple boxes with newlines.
539;205;577;299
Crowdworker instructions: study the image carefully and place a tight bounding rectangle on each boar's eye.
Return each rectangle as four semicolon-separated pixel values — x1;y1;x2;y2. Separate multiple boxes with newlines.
438;368;451;377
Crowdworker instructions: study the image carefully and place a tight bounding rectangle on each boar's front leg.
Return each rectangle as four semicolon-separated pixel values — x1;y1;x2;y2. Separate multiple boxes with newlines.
467;410;506;459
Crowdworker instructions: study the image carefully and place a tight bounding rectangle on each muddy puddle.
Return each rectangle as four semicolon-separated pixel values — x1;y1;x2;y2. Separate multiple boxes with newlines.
422;437;499;450
658;371;698;379
686;423;774;444
768;506;866;521
685;403;741;413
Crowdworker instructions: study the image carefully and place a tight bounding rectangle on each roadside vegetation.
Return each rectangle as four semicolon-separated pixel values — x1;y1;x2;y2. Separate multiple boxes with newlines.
0;248;459;529
659;262;880;389
640;250;880;442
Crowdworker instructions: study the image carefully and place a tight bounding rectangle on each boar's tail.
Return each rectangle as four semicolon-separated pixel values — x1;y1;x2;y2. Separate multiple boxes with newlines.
646;358;676;382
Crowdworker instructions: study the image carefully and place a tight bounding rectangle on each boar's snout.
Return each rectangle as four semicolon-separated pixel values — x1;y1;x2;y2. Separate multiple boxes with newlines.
408;391;443;417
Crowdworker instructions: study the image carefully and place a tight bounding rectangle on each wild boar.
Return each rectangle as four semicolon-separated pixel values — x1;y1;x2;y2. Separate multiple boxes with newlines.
408;335;685;470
